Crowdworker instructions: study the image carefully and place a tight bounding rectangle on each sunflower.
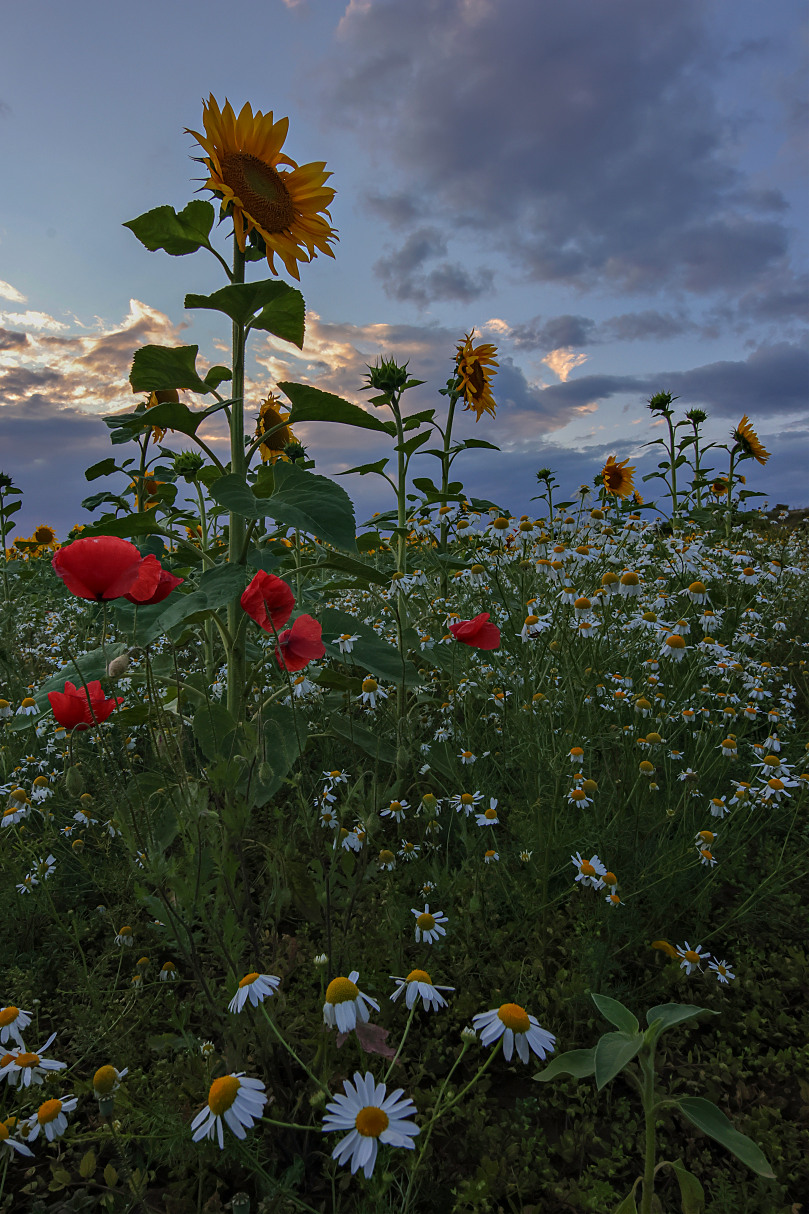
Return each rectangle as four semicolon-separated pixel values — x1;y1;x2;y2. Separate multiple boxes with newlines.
454;331;499;421
33;525;59;551
187;96;337;280
255;394;296;464
732;415;770;465
601;456;636;498
144;389;179;442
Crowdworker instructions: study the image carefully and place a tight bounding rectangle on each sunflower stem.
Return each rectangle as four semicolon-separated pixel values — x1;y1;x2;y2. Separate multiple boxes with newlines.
226;240;247;722
439;389;459;598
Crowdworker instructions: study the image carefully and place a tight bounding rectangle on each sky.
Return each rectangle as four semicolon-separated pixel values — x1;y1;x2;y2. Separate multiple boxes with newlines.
1;0;807;539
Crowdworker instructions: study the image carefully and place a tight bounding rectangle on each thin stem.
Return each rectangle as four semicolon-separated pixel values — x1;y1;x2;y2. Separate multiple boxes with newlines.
226;240;247;721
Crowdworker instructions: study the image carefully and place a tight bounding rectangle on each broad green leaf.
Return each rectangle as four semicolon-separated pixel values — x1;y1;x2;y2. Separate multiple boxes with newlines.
676;1098;775;1177
203;365;233;391
128;399;207;438
319;607;419;685
395;431;432;457
300;553;389;586
250;290;306;348
279;382;394;434
78;1150;97;1180
658;1159;704;1213
85;458;118;481
80;513;169;539
193;703;238;761
339;459;391;478
645;1004;717;1033
328;716;396;765
534;1048;596;1083
267;463;358;553
613;1189;639;1214
131;563;248;644
257;705;308;801
459;438;500;451
38;645;129;700
592;993;639;1035
185;280;300;334
129;344;211;395
123;200;215;256
594;1031;643;1090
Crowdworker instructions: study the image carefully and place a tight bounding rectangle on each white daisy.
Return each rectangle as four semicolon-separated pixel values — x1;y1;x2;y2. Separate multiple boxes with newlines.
0;1032;66;1087
389;969;454;1013
570;852;607;889
474;798;500;827
0;1006;32;1048
323;972;379;1034
228;972;281;1014
323;1071;419;1178
0;1121;33;1158
676;942;711;975
191;1073;267;1150
411;904;448;945
708;958;736;985
472;1003;556;1064
26;1094;78;1142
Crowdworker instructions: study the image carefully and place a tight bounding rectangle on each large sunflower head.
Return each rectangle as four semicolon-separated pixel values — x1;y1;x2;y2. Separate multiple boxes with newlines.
454;330;499;422
601;456;636;499
732;415;770;465
255;394;296;464
187;96;338;280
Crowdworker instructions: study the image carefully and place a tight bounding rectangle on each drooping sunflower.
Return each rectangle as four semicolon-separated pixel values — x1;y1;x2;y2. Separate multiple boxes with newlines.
601;455;636;499
144;389;180;443
187;96;338;280
255;394;296;464
732;415;770;465
454;330;499;421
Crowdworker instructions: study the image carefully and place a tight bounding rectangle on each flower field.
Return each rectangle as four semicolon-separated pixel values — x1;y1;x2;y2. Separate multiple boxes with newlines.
1;96;807;1213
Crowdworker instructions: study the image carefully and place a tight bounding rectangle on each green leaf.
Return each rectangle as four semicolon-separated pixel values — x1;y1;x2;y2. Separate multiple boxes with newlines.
129;345;212;395
658;1159;705;1213
85;458;118;481
644;1004;718;1033
676;1098;775;1177
79;1149;97;1180
257;705;308;801
594;1031;643;1090
80;513;169;539
613;1185;640;1214
130;563;248;645
592;994;639;1035
267;463;358;553
459;438;500;451
339;459;391;478
279;382;394;434
123;200;215;256
534;1048;596;1083
185;280;301;336
328;716;397;765
300;552;389;586
193;703;238;761
319;607;419;685
250;290;306;348
395;431;432;457
203;365;233;391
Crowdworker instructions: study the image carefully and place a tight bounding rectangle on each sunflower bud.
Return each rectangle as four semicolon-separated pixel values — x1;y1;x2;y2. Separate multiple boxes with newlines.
364;357;410;400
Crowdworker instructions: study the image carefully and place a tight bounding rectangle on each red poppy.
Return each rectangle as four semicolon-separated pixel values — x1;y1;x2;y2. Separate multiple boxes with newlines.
276;614;325;672
241;571;296;634
52;536;162;602
47;681;124;731
449;612;501;650
124;567;184;605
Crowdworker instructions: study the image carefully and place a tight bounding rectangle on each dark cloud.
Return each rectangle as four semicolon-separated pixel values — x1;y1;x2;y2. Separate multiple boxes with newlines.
508;315;598;351
324;0;803;311
0;366;63;399
0;328;29;350
373;227;494;304
599;312;698;343
363;192;422;225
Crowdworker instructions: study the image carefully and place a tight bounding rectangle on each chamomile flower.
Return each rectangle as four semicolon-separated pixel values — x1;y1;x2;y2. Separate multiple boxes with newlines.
159;962;178;982
0;1120;33;1158
323;972;379;1033
380;799;409;824
378;849;396;871
0;1006;32;1048
483;849;500;864
708;958;736;984
26;1095;78;1142
228;972;280;1014
450;790;484;816
411;904;448;944
474;798;500;826
334;634;360;654
115;926;134;947
389;970;454;1012
570;852;607;889
676;942;710;975
323;1071;419;1179
0;1033;66;1087
358;677;388;709
472;1003;556;1064
190;1073;267;1150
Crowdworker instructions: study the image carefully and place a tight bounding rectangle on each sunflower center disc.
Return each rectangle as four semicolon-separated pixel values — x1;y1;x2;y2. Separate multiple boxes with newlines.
221;152;295;233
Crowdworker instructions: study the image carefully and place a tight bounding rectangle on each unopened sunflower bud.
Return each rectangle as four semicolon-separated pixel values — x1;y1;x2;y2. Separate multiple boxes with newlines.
107;654;130;678
64;766;84;797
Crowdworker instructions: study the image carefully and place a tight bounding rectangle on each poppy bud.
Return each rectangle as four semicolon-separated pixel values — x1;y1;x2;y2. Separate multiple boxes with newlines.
107;655;130;678
65;766;84;797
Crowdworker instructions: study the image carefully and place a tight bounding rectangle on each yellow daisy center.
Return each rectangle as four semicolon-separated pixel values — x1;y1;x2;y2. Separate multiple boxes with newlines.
0;1124;7;1142
208;1075;240;1116
417;912;436;931
37;1099;62;1125
326;977;359;1005
15;1052;39;1068
768;778;784;790
497;1003;530;1033
220;151;295;234
684;950;700;964
492;517;510;530
362;678;378;693
580;861;596;876
570;790;586;801
460;793;474;805
378;850;395;864
0;1007;18;1028
762;755;779;767
484;807;498;819
93;1065;117;1094
238;972;259;989
666;635;686;649
405;969;431;984
355;1105;389;1138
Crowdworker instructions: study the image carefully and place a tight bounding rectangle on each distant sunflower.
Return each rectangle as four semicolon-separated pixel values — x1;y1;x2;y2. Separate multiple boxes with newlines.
33;525;59;551
732;415;770;465
601;456;636;499
187;95;338;280
255;394;296;464
454;331;499;421
144;389;179;443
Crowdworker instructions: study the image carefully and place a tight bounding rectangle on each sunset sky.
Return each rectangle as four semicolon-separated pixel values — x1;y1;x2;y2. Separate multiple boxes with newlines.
1;0;807;538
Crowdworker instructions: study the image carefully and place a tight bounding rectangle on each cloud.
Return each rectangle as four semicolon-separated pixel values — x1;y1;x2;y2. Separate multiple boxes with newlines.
0;328;29;351
0;280;26;304
373;226;495;304
323;0;804;312
0;310;69;332
542;350;588;382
